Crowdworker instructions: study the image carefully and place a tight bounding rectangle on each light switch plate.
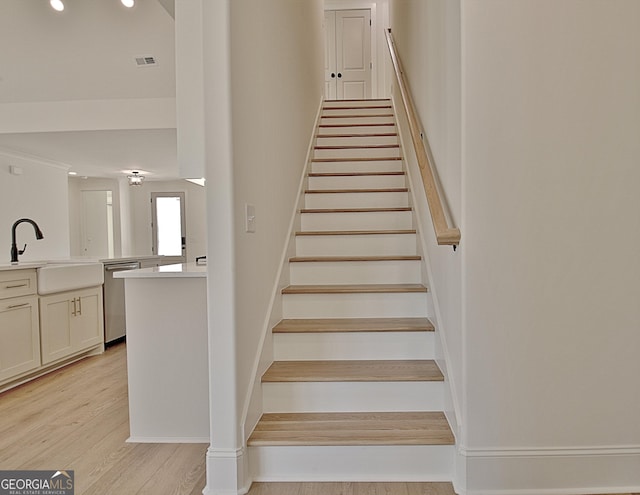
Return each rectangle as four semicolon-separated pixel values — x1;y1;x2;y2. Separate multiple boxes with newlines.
245;203;256;233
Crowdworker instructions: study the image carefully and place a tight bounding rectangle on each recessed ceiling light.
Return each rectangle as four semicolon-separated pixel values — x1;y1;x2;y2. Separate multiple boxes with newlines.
121;0;135;8
50;0;64;12
68;171;77;176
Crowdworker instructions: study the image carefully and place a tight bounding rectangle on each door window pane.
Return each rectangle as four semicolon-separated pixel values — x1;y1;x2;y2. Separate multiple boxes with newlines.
155;196;183;256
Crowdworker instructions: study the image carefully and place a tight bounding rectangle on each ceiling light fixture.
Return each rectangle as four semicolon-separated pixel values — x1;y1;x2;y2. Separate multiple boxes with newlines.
127;171;144;186
50;0;64;12
121;0;135;7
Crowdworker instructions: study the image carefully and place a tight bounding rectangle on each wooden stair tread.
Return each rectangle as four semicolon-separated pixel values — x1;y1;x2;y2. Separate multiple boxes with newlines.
262;360;443;383
305;188;408;194
316;133;398;138
273;317;434;333
318;123;396;128
308;171;404;177
289;255;420;262
282;284;427;294
322;105;392;110
312;156;402;162
248;411;454;446
321;114;393;119
325;98;391;102
296;229;416;236
315;144;400;150
300;207;411;214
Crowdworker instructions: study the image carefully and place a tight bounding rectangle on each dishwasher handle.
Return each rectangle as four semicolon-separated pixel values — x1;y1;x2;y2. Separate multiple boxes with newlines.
105;262;140;271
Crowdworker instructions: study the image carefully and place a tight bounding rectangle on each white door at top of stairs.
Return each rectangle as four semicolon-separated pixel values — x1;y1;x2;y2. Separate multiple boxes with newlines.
323;9;372;100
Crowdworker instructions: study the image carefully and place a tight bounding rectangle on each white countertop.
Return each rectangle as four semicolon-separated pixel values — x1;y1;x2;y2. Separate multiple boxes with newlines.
0;262;47;271
0;255;167;272
113;262;206;279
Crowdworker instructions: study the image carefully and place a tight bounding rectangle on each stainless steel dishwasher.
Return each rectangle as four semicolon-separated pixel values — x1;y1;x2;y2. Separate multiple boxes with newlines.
103;261;140;345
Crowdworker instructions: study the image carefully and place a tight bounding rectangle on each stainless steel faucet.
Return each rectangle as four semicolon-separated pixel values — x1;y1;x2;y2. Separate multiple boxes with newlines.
10;218;44;263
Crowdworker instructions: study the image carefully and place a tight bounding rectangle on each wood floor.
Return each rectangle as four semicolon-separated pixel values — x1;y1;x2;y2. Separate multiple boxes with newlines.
246;482;455;495
0;343;207;495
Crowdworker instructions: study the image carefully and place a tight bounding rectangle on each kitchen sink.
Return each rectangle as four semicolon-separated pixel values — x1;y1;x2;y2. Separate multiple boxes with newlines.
37;262;104;295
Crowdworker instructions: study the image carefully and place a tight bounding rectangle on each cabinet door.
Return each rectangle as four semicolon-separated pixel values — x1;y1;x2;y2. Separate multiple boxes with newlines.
0;295;41;382
39;293;73;365
72;287;104;352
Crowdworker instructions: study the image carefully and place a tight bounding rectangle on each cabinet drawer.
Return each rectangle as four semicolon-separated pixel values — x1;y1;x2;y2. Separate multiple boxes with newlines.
0;270;37;300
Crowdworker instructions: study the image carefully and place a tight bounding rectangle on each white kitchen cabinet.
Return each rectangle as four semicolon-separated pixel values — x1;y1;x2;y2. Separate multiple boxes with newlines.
39;287;104;365
0;294;41;383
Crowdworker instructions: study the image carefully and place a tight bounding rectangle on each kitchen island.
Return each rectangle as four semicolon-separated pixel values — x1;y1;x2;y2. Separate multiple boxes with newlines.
115;262;209;443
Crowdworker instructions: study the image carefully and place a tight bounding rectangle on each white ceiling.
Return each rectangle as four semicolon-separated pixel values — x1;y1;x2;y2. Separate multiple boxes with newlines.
0;0;178;180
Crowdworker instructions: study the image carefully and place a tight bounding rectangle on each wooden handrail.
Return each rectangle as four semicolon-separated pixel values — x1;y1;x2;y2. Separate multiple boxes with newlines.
385;29;461;246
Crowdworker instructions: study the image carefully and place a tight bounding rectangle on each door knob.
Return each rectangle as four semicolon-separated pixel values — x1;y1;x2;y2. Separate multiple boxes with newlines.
337;73;342;78
331;73;336;78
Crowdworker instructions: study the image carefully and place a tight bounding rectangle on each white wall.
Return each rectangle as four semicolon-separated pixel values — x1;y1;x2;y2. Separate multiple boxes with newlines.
128;180;207;261
200;0;324;492
0;150;70;262
391;1;640;492
461;1;640;492
230;0;324;422
464;0;640;445
389;0;464;449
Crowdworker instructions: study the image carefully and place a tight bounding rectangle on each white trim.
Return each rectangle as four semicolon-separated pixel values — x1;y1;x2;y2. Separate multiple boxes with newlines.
240;96;325;441
464;489;640;495
462;445;640;457
0;146;71;171
203;447;251;495
0;97;176;134
457;447;640;495
126;436;209;443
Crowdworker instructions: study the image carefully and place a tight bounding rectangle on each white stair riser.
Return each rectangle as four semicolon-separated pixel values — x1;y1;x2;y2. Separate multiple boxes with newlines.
318;124;396;135
316;135;398;146
308;174;406;189
322;107;392;117
311;159;403;174
273;331;434;361
262;381;443;413
314;147;400;159
289;260;422;285
249;445;454;482
301;211;413;231
320;116;395;126
304;191;409;209
295;233;417;256
282;292;429;319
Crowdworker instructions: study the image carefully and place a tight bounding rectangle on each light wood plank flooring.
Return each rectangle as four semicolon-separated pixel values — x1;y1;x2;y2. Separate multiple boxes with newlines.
247;482;456;495
0;343;207;495
246;485;640;495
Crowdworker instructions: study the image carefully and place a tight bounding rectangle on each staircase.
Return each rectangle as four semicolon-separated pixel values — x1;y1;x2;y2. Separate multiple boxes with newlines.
247;99;455;482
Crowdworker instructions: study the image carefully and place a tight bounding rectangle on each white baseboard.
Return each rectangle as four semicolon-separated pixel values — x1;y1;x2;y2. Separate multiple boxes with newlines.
126;436;209;443
202;447;251;495
456;446;640;495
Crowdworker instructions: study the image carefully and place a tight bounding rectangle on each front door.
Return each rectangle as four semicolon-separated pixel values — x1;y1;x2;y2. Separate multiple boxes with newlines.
324;9;372;100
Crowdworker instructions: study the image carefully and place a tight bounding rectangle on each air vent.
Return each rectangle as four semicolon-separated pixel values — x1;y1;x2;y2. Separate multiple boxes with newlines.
135;56;158;67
